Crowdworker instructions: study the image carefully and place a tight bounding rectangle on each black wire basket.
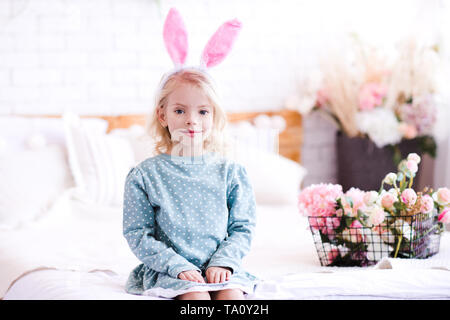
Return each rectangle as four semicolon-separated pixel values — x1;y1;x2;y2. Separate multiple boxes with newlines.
308;213;443;267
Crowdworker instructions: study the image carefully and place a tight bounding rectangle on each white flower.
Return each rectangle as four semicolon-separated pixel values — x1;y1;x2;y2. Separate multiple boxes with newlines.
392;219;412;240
407;153;421;164
355;108;402;148
383;173;397;185
365;204;386;227
285;70;323;115
364;231;393;261
363;191;379;206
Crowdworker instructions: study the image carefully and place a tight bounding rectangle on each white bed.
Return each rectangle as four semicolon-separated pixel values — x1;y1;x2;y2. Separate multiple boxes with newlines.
2;188;450;300
1;111;450;300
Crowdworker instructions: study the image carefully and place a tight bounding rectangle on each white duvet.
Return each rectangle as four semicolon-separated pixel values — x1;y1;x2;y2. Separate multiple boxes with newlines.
2;189;450;300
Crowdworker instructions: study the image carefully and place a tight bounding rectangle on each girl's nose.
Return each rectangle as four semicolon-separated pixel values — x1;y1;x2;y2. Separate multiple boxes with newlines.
185;114;198;125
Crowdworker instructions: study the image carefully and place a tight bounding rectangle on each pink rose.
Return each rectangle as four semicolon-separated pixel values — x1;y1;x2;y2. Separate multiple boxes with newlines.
406;160;418;174
399;123;418;139
327;248;340;262
438;208;450;223
350;220;363;228
401;188;417;206
358;82;387;111
381;193;396;209
420;195;434;213
434;188;450;206
343;187;366;217
298;183;343;218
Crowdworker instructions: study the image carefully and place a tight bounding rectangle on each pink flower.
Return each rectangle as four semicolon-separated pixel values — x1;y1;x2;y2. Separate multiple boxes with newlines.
316;87;328;108
381;193;396;209
401;188;417;206
358;82;387;111
398;95;436;136
298;183;343;218
438;208;450;224
420;195;434;213
434;188;450;206
399;122;418;139
343;187;366;217
350;220;363;228
327;248;340;262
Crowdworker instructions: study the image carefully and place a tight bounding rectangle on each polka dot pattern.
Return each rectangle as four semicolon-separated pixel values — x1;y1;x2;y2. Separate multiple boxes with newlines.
122;153;258;297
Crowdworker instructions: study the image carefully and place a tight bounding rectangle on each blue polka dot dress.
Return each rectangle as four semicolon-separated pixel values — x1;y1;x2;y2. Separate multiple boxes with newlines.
122;152;258;298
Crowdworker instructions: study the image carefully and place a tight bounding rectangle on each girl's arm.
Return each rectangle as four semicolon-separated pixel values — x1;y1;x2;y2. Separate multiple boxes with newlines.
206;164;256;274
123;167;201;279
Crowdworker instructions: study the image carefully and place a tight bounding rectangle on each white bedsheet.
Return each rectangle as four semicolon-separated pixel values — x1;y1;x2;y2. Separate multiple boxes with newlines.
2;189;450;300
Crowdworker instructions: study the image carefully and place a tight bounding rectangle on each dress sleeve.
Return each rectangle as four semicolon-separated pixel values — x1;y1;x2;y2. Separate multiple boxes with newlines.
206;164;257;273
123;167;201;278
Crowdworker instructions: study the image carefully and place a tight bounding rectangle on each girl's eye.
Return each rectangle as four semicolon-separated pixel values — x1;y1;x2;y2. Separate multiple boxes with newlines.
199;110;209;115
175;109;184;114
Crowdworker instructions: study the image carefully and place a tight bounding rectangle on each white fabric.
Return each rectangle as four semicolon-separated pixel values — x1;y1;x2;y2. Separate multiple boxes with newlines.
63;112;135;206
0;116;67;153
0;145;73;229
230;145;307;206
2;191;450;300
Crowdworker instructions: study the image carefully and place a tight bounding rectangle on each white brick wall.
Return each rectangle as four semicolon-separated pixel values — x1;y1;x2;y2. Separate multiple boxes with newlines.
0;0;447;186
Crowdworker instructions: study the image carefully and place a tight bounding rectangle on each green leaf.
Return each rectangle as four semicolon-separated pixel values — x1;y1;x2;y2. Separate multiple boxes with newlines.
391;145;402;165
345;217;354;227
345;196;354;208
418;135;437;158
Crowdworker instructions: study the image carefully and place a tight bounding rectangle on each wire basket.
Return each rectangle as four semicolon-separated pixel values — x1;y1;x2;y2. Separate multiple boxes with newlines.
308;213;443;267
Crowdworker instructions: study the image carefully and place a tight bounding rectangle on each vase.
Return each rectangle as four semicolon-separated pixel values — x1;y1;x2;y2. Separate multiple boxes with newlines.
336;132;422;192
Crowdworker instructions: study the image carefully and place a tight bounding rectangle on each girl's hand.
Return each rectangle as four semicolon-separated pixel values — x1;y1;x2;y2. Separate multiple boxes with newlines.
205;267;231;283
178;270;205;283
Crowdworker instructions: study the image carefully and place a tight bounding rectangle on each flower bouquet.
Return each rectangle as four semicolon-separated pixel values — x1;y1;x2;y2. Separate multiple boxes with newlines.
286;35;441;157
298;153;449;267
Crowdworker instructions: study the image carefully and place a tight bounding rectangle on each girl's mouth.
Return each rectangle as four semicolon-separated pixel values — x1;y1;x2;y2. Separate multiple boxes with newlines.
184;130;202;138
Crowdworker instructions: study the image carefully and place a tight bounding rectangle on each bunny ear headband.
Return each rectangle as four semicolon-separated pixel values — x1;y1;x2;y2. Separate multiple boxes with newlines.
159;7;242;89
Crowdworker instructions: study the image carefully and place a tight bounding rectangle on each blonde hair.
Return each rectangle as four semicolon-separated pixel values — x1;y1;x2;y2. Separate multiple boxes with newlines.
147;68;228;156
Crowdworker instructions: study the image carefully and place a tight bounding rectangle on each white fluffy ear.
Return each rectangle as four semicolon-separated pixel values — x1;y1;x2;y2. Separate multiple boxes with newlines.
201;19;242;68
163;8;189;67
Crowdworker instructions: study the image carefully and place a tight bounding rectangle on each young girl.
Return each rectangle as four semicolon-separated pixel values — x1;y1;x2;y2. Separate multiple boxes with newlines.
122;9;258;300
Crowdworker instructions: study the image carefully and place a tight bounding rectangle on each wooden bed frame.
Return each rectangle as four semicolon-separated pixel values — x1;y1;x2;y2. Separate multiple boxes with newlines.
18;109;303;163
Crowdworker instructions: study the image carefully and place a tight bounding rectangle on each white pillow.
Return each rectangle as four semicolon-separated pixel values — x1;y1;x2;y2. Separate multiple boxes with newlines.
230;144;307;206
63;112;135;207
0;144;73;229
109;125;155;165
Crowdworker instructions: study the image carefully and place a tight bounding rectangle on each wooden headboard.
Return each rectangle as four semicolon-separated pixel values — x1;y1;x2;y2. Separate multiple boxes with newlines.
18;109;303;163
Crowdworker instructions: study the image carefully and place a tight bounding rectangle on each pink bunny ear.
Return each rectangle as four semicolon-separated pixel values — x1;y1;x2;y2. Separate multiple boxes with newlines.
163;8;188;67
201;19;242;68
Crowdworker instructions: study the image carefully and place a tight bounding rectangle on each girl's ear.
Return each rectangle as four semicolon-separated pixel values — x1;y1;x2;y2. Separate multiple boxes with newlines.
157;107;168;128
201;19;242;68
163;8;189;67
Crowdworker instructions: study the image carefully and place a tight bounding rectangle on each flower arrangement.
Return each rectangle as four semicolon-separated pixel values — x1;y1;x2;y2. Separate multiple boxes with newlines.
298;153;449;267
286;35;441;158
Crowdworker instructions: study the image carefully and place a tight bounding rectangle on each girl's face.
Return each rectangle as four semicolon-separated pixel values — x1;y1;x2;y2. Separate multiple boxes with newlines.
158;83;214;151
